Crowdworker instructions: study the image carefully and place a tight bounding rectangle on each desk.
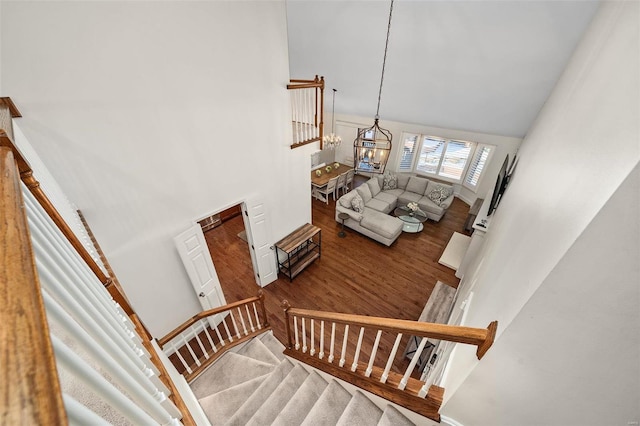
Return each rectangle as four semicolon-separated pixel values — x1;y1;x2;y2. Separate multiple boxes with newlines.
311;163;352;187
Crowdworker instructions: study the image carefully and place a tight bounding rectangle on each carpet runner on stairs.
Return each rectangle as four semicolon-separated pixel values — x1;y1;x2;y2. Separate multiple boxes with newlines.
189;332;417;426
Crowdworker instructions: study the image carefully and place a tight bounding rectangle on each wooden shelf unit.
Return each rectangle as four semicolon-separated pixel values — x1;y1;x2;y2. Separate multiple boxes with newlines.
274;223;321;281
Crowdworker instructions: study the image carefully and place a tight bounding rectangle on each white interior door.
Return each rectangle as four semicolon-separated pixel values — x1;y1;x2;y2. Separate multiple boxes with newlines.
174;224;227;315
242;198;277;287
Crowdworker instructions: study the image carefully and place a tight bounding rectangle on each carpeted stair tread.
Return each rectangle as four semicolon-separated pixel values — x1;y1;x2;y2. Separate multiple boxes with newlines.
236;337;281;366
259;332;287;361
299;380;353;426
377;405;415;426
225;358;295;425
198;375;268;426
190;352;276;399
245;364;310;426
272;371;329;426
335;391;383;426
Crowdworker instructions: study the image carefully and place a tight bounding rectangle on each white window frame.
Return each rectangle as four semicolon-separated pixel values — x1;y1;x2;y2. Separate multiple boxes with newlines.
395;133;495;192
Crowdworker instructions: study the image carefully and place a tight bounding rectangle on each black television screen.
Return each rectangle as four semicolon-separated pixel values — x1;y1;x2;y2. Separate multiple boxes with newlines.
488;154;509;216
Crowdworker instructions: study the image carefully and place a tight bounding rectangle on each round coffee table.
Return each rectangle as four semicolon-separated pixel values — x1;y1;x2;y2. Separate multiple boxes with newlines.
394;206;428;233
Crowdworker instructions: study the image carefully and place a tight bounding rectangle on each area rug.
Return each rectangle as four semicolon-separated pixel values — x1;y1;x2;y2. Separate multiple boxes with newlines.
237;230;248;243
438;232;471;271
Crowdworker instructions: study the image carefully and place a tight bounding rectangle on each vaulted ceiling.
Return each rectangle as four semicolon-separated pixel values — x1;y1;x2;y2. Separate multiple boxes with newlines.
286;0;600;138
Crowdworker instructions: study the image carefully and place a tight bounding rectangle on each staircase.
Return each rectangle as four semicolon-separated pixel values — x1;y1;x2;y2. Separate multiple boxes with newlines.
190;332;417;426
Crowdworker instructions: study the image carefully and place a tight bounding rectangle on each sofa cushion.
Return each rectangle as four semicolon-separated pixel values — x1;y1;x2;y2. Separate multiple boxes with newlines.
374;191;398;206
384;188;405;198
351;193;365;213
396;174;410;190
339;190;359;209
398;191;423;206
426;183;453;206
418;197;445;216
356;184;373;203
382;172;398;190
406;176;429;194
367;178;382;197
366;198;394;214
360;209;403;240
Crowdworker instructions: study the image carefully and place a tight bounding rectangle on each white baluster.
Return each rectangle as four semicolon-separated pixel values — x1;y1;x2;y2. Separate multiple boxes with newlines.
310;319;315;356
381;333;403;384
399;337;429;390
339;324;349;367
365;330;383;377
245;305;255;332
294;316;300;350
45;295;180;420
193;324;209;360
201;319;217;354
52;335;177;426
173;341;192;375
252;303;261;329
351;327;365;372
302;318;308;353
217;313;232;344
328;322;336;363
63;394;111;426
230;311;241;339
319;321;325;360
183;335;201;367
237;307;248;336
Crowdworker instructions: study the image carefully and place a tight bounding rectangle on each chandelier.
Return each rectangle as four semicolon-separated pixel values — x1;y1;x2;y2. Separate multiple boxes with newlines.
353;0;394;174
323;88;342;149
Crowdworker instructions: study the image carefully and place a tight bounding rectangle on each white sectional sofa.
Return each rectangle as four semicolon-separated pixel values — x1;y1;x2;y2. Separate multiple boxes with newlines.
335;173;455;245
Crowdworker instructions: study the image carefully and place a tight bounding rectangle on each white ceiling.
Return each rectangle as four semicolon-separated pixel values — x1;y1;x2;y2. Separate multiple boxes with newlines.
286;0;600;138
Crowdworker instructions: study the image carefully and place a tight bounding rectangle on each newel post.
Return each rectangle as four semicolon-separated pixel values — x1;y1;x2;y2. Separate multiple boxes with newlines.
257;290;269;327
281;300;293;350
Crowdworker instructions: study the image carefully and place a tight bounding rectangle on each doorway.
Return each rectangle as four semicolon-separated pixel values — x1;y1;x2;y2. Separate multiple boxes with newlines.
199;204;256;301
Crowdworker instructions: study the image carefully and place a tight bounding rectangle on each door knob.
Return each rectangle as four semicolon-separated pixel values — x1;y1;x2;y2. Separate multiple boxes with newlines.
199;292;205;297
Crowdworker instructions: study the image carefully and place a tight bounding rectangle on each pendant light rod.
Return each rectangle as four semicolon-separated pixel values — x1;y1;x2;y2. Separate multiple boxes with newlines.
331;88;337;134
375;0;394;119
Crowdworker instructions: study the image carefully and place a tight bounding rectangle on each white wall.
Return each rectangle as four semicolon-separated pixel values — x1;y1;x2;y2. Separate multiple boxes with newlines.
330;113;521;204
441;1;639;423
1;1;309;337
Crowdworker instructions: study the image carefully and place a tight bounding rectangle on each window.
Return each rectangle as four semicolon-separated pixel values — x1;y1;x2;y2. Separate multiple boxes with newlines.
396;133;495;191
464;144;494;190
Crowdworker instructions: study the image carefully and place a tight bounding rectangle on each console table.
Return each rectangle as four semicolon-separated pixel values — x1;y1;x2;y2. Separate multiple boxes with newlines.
274;223;321;281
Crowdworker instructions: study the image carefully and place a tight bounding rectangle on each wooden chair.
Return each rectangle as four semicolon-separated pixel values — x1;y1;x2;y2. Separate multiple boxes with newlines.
344;169;355;193
315;176;339;204
336;172;347;198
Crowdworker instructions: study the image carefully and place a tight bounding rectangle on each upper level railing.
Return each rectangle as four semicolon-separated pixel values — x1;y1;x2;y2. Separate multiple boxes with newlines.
0;105;195;424
287;75;324;149
281;301;498;422
158;292;270;382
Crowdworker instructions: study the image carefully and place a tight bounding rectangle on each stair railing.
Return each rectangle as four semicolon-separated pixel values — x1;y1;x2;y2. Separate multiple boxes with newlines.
281;301;497;422
158;292;270;382
1;146;193;425
287;75;324;149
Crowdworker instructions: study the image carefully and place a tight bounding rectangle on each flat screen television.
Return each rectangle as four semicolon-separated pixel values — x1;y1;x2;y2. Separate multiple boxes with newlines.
488;154;509;216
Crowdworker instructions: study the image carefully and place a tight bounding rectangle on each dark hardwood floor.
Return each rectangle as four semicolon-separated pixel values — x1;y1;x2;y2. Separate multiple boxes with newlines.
204;176;471;374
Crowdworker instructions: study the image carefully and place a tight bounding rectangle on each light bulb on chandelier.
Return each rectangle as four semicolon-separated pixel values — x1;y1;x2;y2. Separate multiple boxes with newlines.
323;88;342;149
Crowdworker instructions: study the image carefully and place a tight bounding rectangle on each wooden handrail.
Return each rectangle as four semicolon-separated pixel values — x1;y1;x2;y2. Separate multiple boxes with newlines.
158;292;265;346
285;307;497;360
0;130;138;317
0;147;67;424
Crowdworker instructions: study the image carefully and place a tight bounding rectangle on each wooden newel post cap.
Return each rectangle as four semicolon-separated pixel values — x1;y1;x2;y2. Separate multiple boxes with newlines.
281;300;291;312
257;289;264;299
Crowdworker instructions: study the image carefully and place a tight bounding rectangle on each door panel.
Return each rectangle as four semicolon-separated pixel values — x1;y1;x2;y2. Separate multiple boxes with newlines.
243;198;277;287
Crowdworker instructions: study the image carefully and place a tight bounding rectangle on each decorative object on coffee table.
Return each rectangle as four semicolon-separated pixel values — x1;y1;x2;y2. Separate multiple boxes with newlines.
394;205;428;233
337;212;349;238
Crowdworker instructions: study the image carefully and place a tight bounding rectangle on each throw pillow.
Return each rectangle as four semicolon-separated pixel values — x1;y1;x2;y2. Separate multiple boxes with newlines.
351;193;365;213
356;184;373;203
382;172;398;190
428;185;453;206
